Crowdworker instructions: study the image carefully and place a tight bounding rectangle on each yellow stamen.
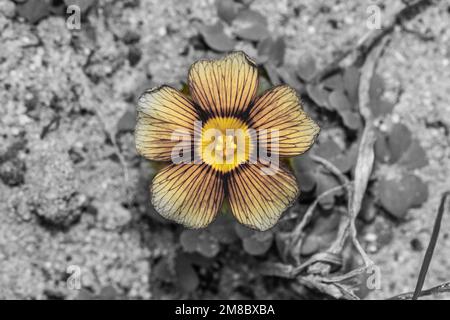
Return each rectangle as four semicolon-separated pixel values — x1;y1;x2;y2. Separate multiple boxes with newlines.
200;117;252;173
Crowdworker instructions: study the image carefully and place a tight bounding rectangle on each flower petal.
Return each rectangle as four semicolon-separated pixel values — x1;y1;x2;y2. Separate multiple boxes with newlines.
135;86;199;161
248;85;320;157
189;51;259;118
227;162;299;231
151;163;224;228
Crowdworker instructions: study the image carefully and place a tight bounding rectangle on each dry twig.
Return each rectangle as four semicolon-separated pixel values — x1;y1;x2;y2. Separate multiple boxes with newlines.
308;0;435;83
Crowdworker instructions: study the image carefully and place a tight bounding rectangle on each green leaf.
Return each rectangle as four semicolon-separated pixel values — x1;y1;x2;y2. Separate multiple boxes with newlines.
328;90;351;111
242;231;273;256
180;229;220;258
306;83;330;109
234;224;273;256
372;98;395;118
315;171;343;210
64;0;97;13
216;0;243;24
256;75;272;95
208;214;238;244
16;0;51;24
263;63;281;86
387;123;412;163
232;9;269;41
378;174;428;219
323;73;344;92
314;138;358;174
297;54;317;82
116;110;136;133
175;254;199;292
375;123;413;164
368;73;394;117
369;73;384;102
291;155;317;193
257;37;285;66
412;192;450;299
301;213;340;255
397;139;428;170
199;22;236;52
340;110;362;131
343;66;360;108
276;66;305;92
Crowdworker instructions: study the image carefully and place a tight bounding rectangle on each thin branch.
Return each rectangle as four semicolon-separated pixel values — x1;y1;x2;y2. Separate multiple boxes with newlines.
389;281;450;300
288;184;349;265
310;155;350;186
412;191;450;299
308;0;435;83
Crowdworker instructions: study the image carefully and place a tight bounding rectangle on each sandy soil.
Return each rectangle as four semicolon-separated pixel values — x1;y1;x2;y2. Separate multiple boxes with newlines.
0;0;448;299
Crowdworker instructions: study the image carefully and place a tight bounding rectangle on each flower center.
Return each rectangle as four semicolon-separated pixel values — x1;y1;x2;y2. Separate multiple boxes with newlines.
200;117;252;173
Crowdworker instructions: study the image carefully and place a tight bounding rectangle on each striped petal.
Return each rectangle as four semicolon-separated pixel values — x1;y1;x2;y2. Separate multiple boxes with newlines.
227;162;299;231
151;163;224;228
189;51;259;118
135;86;199;161
248;85;320;157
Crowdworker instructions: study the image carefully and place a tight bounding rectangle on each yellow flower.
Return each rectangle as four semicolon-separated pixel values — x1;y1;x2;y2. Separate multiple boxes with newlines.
135;52;319;231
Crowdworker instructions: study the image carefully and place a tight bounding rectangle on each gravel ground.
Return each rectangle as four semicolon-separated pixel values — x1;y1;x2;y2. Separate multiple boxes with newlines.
0;0;448;299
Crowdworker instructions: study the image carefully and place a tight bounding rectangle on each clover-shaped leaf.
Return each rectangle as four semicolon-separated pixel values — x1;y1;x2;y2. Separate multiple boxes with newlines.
199;22;236;52
208;214;238;244
216;0;244;24
98;285;121;300
314;139;358;174
16;0;51;24
323;73;344;92
386;123;412;163
235;224;273;256
297;54;317;82
326;87;362;130
175;253;199;292
369;73;384;101
232;9;269;41
377;174;428;219
372;98;395;118
292;153;343;207
397;140;428;170
343;66;360;106
315;170;343;210
116;110;136;134
257;76;272;96
306;84;330;110
301;212;340;255
328;90;351;112
152;258;173;282
314;139;341;159
263;62;282;86
292;155;317;193
340;110;362;131
64;0;97;13
375;123;414;164
257;37;286;66
276;66;305;92
180;229;220;258
368;73;394;117
242;233;273;256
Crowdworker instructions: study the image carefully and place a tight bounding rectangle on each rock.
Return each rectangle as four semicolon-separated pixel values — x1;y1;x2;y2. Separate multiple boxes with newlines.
199;22;236;52
122;30;140;45
24;136;86;228
0;0;16;18
0;158;26;187
127;45;142;67
377;173;428;219
97;201;132;230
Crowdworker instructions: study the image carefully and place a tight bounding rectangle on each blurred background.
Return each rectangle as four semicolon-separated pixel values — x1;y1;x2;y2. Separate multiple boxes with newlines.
0;0;449;299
